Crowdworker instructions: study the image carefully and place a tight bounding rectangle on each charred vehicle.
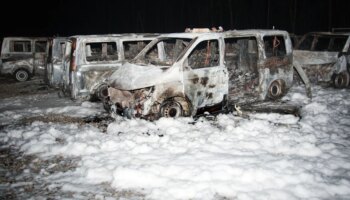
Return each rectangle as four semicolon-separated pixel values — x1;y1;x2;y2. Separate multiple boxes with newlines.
46;37;67;88
106;29;296;119
0;37;49;81
293;32;350;88
61;34;158;101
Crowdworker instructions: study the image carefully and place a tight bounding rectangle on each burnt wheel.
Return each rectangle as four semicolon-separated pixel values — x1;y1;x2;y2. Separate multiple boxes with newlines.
268;80;285;99
160;100;183;118
96;84;109;100
333;71;350;88
14;69;30;82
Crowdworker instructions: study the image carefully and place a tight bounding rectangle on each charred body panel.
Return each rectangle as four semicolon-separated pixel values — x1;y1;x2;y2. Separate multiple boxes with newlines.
61;34;158;101
0;37;49;81
47;37;68;88
294;32;350;88
107;29;294;120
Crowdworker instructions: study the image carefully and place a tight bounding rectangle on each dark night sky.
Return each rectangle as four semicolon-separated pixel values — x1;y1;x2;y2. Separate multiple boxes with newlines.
1;0;349;40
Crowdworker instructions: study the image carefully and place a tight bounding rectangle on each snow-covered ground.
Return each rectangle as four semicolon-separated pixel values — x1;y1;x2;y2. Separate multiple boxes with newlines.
1;84;350;200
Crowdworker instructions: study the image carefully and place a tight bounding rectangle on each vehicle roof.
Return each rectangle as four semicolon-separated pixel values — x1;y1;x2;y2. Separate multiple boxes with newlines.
69;33;160;40
2;37;49;41
157;29;289;39
225;29;289;36
306;32;350;36
157;32;219;38
52;37;68;40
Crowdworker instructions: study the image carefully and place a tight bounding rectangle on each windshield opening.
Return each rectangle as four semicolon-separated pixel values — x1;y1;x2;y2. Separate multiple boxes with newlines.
134;37;192;66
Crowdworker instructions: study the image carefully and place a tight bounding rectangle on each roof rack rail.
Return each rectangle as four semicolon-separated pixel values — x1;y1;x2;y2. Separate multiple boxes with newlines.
331;27;350;33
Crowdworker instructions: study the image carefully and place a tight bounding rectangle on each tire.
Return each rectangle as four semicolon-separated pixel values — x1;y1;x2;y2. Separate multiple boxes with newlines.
14;69;30;82
160;100;183;118
96;84;109;100
268;80;285;100
333;71;350;89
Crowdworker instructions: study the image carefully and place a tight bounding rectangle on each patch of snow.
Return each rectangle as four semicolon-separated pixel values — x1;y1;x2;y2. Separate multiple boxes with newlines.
1;85;350;199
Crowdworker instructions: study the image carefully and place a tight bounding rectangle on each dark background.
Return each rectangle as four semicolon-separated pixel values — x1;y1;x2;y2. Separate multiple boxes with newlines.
0;0;349;40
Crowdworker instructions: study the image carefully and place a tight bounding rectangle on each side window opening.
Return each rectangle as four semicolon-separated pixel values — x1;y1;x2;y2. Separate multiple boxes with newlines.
224;37;258;77
329;37;347;52
263;36;286;57
35;41;47;53
188;40;219;69
123;41;150;60
85;42;118;62
10;41;32;52
313;36;331;51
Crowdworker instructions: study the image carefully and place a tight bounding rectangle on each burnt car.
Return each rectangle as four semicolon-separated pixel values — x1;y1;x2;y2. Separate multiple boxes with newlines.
61;34;158;101
106;29;297;119
293;32;350;88
0;37;49;81
46;37;67;88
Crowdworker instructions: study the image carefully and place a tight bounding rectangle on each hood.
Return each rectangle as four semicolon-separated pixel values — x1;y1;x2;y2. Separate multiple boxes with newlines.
108;62;181;90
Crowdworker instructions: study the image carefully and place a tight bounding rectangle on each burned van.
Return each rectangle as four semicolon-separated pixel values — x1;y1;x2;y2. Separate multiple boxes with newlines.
293;32;350;88
106;29;294;119
0;37;49;81
61;34;158;101
46;37;67;88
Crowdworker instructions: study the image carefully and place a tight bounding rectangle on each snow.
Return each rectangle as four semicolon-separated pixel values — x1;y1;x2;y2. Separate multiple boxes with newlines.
1;85;350;199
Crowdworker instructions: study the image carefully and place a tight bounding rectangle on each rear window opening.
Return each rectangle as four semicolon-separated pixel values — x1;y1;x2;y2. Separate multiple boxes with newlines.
85;42;118;62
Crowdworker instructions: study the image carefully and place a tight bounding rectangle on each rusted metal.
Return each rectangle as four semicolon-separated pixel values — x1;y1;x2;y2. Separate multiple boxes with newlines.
60;34;159;101
106;29;297;120
0;37;49;82
293;32;350;88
